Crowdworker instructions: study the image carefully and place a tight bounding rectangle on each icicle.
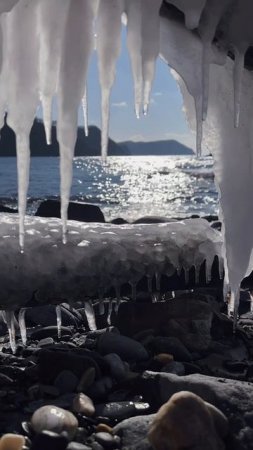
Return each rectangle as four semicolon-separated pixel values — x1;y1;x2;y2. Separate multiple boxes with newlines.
141;0;162;115
56;305;62;339
233;48;245;128
218;256;224;280
115;285;121;314
201;42;211;121
84;301;97;331
5;311;16;354
184;268;189;285
97;0;124;160
18;308;27;346
195;96;203;157
195;265;200;284
152;293;158;303
107;299;113;325
205;260;212;283
82;87;89;137
57;0;95;242
232;288;240;332
41;97;52;145
16;134;30;251
155;272;161;291
125;0;143;118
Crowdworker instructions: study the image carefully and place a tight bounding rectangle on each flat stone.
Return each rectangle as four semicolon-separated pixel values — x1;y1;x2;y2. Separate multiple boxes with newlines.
67;444;92;450
38;337;55;347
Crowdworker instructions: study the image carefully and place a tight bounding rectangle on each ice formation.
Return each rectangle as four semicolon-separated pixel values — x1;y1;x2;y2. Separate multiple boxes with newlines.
0;0;252;323
0;214;222;310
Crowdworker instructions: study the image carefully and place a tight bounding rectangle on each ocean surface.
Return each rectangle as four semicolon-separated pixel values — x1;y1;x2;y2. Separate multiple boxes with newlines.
0;156;218;221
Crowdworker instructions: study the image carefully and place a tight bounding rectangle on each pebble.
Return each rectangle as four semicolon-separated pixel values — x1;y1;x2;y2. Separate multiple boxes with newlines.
153;353;174;365
38;337;55;347
72;393;95;416
31;405;78;439
98;332;148;362
30;431;69;450
95;401;150;421
96;424;113;434
0;434;25;450
54;370;79;394
95;432;120;449
67;443;92;450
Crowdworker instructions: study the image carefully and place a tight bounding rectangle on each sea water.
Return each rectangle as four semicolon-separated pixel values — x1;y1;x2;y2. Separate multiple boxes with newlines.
0;155;217;221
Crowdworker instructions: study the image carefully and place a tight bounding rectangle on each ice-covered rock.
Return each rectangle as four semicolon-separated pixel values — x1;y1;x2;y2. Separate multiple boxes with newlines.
0;214;222;309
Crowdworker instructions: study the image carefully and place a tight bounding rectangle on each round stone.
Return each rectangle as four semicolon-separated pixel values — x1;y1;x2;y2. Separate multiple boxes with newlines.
72;393;95;416
0;434;26;450
31;405;78;440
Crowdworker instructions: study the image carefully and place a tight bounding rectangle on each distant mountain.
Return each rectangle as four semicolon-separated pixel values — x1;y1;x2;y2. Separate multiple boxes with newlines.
122;139;194;155
0;119;129;156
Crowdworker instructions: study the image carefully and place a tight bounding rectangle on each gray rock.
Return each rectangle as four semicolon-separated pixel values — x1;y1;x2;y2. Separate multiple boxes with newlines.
31;405;78;440
54;370;79;394
95;401;150;421
141;371;253;450
38;337;55;347
72;393;95;416
87;377;113;401
67;443;92;450
113;415;154;450
98;333;148;362
162;361;185;376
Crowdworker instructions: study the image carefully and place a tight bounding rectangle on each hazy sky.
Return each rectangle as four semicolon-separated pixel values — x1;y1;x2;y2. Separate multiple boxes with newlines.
82;28;195;148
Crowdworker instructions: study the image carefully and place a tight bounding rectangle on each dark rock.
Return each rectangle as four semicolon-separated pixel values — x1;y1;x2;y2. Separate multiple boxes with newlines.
98;333;148;362
162;361;185;376
35;200;105;223
0;373;14;386
91;442;104;450
0;204;18;213
87;377;113;401
54;370;79;394
67;444;92;450
31;326;72;340
38;350;99;383
133;216;176;224
113;415;154;450
31;431;69;450
110;218;128;225
95;432;120;449
26;304;82;327
151;337;192;362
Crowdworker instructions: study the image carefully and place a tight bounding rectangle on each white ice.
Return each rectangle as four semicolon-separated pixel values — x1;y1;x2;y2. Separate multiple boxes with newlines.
18;307;27;346
0;214;222;310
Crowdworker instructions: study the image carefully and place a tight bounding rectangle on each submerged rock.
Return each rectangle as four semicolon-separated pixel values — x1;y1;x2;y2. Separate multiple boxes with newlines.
35;200;105;223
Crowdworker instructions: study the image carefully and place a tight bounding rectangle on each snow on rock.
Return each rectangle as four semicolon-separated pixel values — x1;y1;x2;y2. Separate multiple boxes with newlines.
0;214;222;310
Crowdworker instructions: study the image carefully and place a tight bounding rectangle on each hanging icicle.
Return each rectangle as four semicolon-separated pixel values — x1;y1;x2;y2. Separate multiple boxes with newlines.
56;304;62;339
18;308;27;346
84;301;97;331
5;310;16;354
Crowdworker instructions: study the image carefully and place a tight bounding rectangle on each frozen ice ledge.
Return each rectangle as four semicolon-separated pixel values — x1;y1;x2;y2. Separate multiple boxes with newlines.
0;214;222;310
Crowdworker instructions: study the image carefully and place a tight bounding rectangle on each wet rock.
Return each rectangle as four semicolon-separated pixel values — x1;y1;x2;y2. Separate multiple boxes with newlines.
31;405;78;439
152;337;192;362
0;434;26;450
113;415;154;450
103;353;127;381
153;353;174;365
95;401;150;421
31;430;69;450
95;432;120;449
54;370;79;394
72;393;95;416
148;391;227;450
98;333;148;362
96;424;113;434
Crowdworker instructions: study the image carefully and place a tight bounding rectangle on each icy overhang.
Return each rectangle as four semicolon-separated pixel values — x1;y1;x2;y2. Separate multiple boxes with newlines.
0;0;253;321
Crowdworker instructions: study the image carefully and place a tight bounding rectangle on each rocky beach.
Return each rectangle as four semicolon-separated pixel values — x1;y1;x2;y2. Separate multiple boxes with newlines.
0;285;253;450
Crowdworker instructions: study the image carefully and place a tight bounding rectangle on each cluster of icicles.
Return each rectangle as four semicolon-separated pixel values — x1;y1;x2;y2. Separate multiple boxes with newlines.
0;0;253;334
1;301;112;353
0;0;164;250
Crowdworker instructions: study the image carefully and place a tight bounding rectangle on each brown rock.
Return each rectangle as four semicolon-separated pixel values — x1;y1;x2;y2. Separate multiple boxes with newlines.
72;393;95;416
0;434;26;450
96;423;113;434
154;353;174;365
31;405;78;439
148;391;227;450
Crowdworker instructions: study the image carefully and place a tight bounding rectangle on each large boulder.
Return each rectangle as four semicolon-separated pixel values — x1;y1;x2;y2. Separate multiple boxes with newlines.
139;371;253;450
35;200;105;223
